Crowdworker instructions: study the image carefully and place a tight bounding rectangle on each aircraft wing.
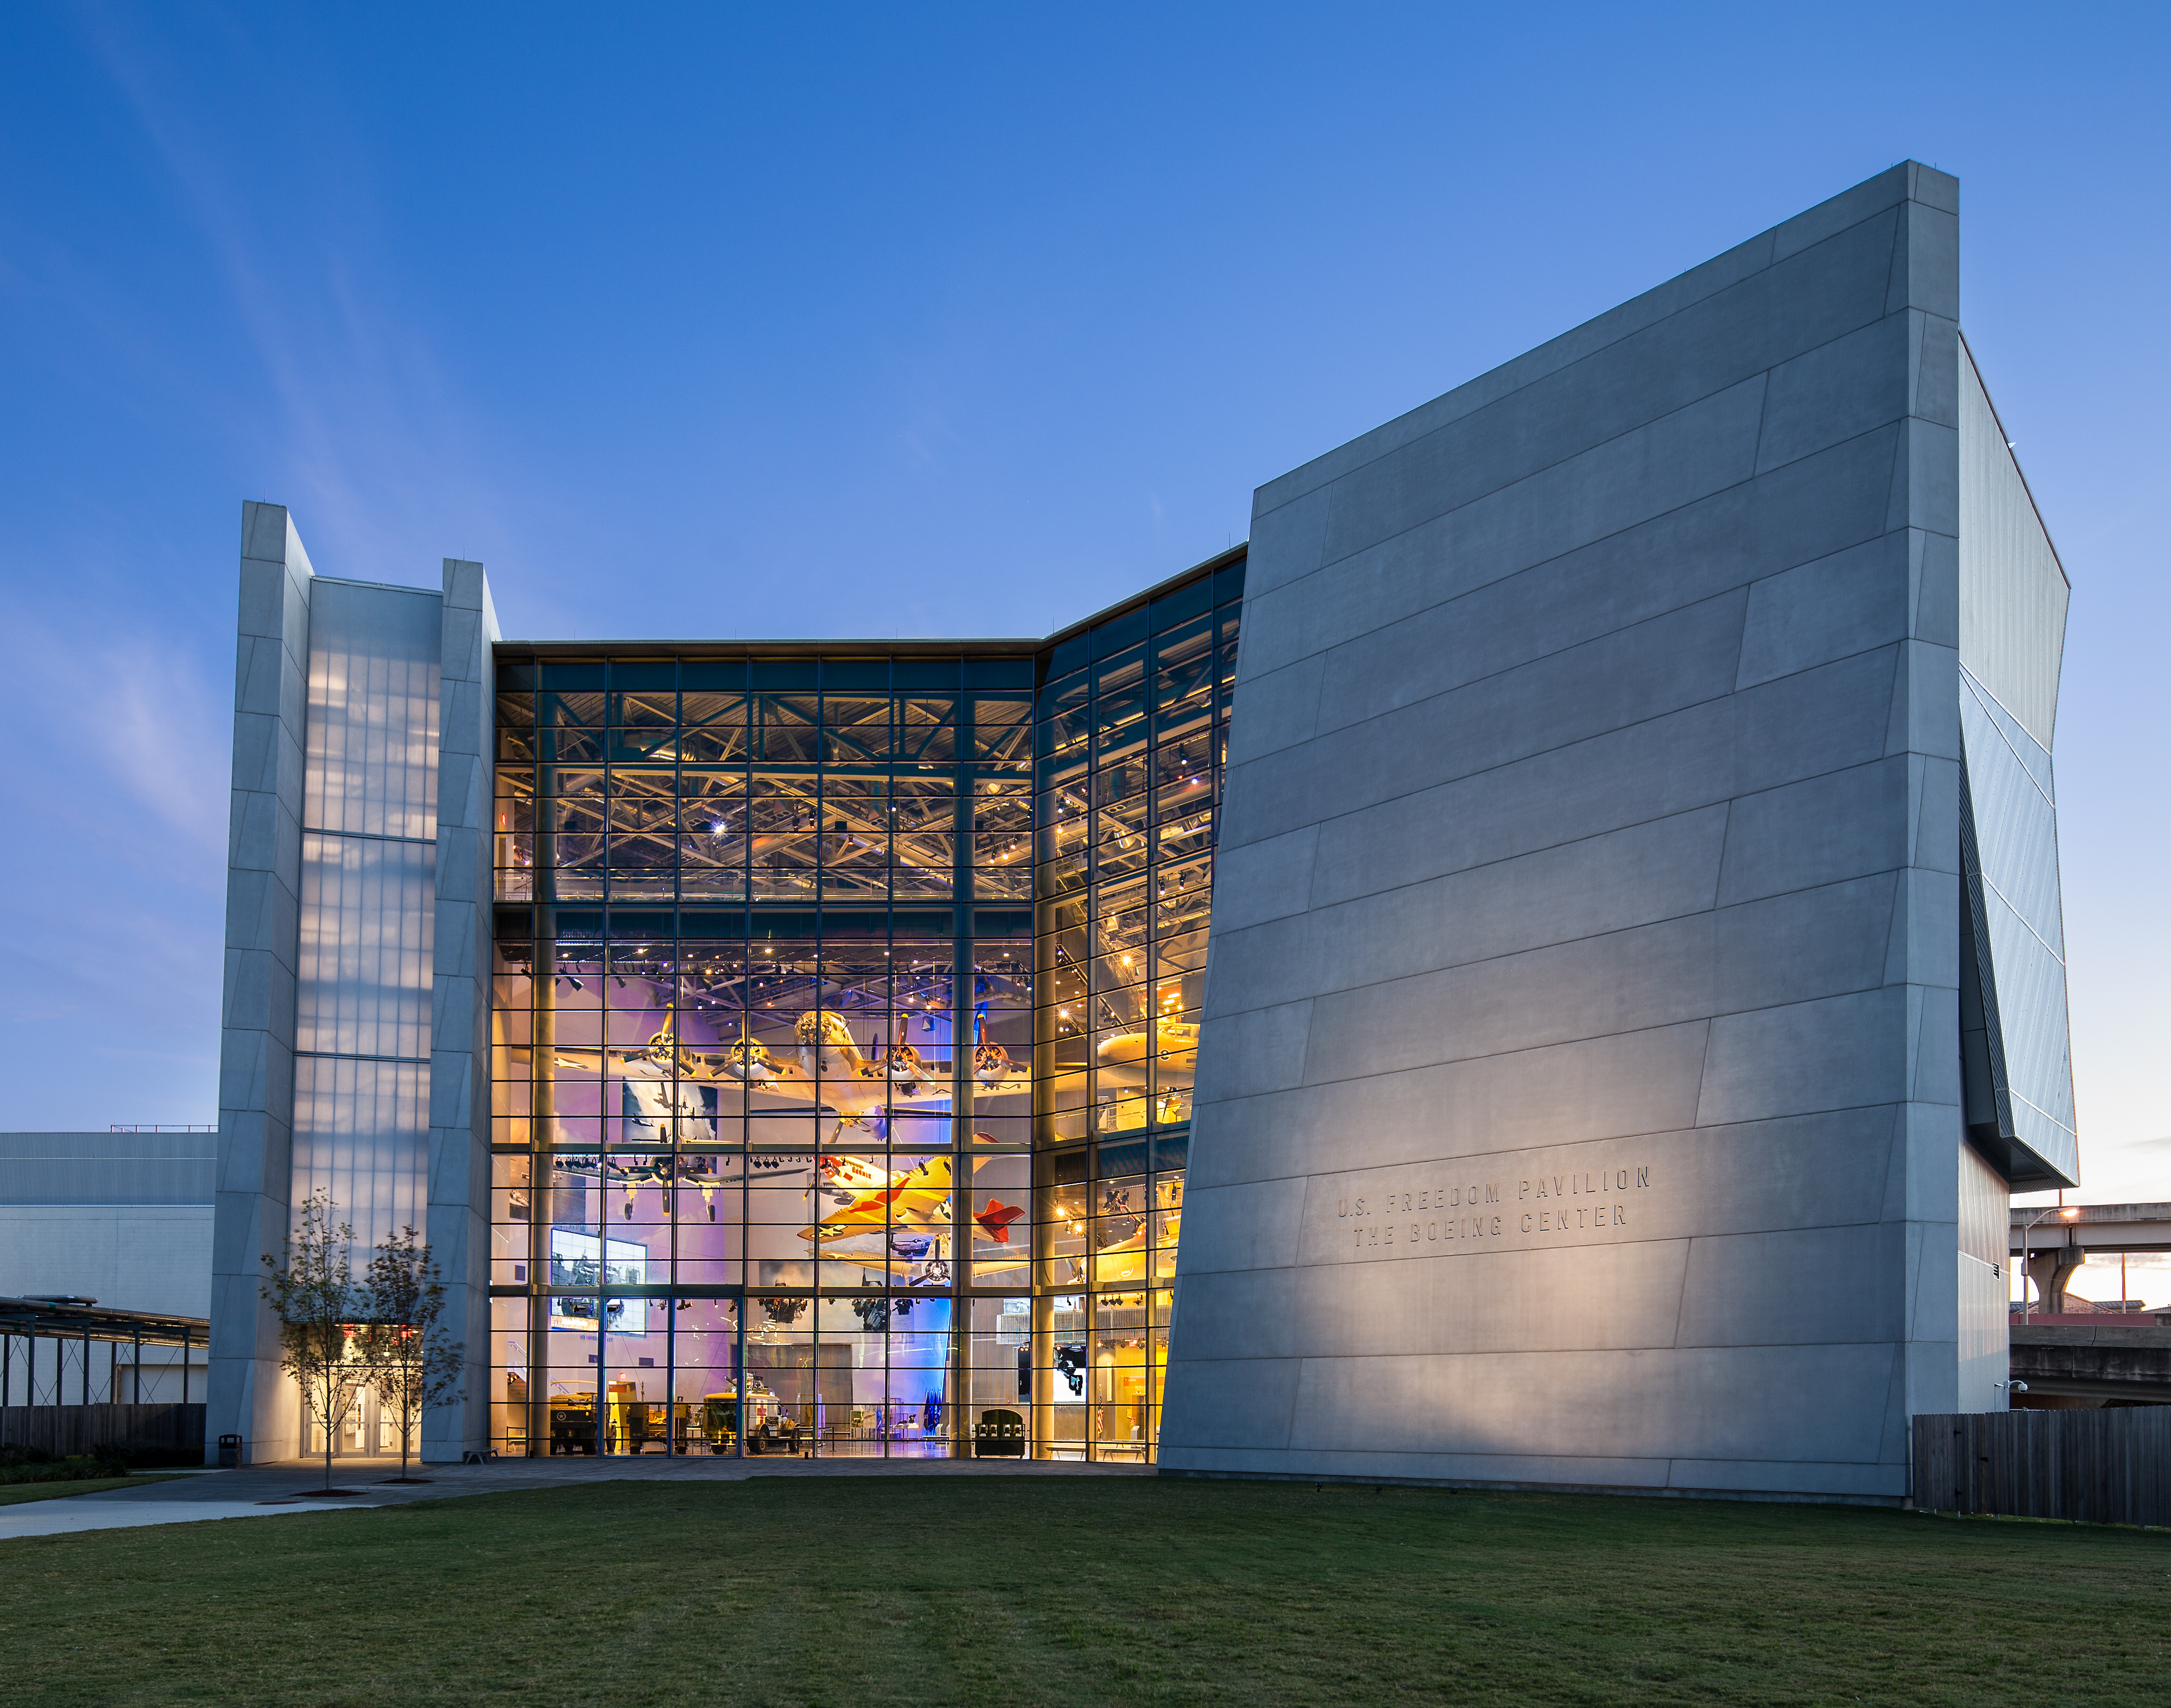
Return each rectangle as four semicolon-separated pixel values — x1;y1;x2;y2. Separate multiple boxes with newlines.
797;1185;952;1244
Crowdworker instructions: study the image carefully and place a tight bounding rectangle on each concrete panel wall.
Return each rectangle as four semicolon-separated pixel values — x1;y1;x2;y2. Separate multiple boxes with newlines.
425;558;497;1460
1165;163;1972;1500
208;502;313;1464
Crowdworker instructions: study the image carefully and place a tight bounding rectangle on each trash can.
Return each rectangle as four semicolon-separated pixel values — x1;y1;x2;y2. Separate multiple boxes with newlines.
217;1433;241;1468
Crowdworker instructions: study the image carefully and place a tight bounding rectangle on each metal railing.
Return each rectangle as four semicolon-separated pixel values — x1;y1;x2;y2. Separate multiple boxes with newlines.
107;1124;216;1133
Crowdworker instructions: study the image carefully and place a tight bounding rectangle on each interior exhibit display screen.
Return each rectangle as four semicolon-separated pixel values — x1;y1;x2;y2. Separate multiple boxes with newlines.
549;1231;650;1335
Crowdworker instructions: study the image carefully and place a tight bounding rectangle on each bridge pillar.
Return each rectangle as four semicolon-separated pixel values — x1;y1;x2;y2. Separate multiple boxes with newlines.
2028;1244;2087;1314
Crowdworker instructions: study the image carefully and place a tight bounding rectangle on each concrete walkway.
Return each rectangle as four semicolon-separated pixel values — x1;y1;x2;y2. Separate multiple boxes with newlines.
3;1452;1151;1539
0;1498;368;1542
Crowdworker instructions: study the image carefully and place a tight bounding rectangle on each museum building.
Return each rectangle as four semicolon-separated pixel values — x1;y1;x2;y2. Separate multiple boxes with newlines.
211;162;2079;1501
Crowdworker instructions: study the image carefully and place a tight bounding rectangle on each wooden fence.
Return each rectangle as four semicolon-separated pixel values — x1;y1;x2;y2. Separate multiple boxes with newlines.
0;1403;205;1459
1913;1409;2171;1527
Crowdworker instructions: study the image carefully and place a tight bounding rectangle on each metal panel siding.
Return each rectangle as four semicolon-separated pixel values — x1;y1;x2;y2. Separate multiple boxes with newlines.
1954;339;2077;1189
1957;347;2067;750
1954;1142;2010;1416
1955;1140;2008;1270
0;1134;216;1206
1959;667;2077;1183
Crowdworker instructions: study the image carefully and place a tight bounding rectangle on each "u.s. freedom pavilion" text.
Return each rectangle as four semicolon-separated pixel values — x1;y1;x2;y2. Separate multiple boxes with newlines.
1334;1166;1654;1253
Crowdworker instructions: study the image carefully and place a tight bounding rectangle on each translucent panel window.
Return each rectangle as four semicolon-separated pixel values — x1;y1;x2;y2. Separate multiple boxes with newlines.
296;833;434;1061
290;1057;426;1253
306;583;440;840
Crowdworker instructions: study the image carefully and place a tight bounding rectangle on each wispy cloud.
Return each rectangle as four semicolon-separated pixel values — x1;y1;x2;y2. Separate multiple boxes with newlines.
100;643;230;859
77;2;513;577
6;609;229;867
0;596;227;1115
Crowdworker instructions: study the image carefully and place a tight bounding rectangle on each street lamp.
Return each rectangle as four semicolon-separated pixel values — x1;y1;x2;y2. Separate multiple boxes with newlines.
2017;1203;2083;1324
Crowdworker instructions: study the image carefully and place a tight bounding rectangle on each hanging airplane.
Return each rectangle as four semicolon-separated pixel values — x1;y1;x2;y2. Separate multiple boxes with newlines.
509;1003;1032;1123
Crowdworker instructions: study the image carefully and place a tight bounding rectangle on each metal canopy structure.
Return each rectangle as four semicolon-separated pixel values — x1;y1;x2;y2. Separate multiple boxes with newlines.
0;1295;211;1410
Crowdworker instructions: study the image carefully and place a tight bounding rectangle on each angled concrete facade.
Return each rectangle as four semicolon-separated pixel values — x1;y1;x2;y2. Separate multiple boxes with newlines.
1161;164;2076;1500
424;559;497;1462
210;502;314;1461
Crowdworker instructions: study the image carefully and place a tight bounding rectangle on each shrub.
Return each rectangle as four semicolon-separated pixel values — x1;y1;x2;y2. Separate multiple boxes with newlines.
0;1449;157;1486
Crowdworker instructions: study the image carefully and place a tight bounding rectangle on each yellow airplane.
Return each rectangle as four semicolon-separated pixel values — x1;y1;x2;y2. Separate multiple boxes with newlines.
1084;1222;1168;1286
518;1005;720;1084
798;1152;953;1246
1050;1178;1182;1287
1094;1015;1198;1070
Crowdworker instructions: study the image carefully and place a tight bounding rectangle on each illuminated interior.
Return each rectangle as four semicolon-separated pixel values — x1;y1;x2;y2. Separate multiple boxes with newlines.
486;553;1242;1458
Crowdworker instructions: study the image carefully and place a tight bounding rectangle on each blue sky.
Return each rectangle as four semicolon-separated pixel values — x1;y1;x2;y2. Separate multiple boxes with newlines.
1;4;2164;1226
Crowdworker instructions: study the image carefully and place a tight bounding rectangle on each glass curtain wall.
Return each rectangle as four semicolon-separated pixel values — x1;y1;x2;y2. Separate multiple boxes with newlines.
484;553;1241;1464
488;653;1036;1457
1030;558;1242;1460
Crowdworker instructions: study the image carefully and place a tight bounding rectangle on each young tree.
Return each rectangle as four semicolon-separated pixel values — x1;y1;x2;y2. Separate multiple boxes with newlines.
260;1191;370;1491
357;1226;465;1480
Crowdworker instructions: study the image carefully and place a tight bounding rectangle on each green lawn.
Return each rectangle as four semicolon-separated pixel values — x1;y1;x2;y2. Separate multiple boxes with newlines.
0;1473;187;1508
1;1477;2164;1705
